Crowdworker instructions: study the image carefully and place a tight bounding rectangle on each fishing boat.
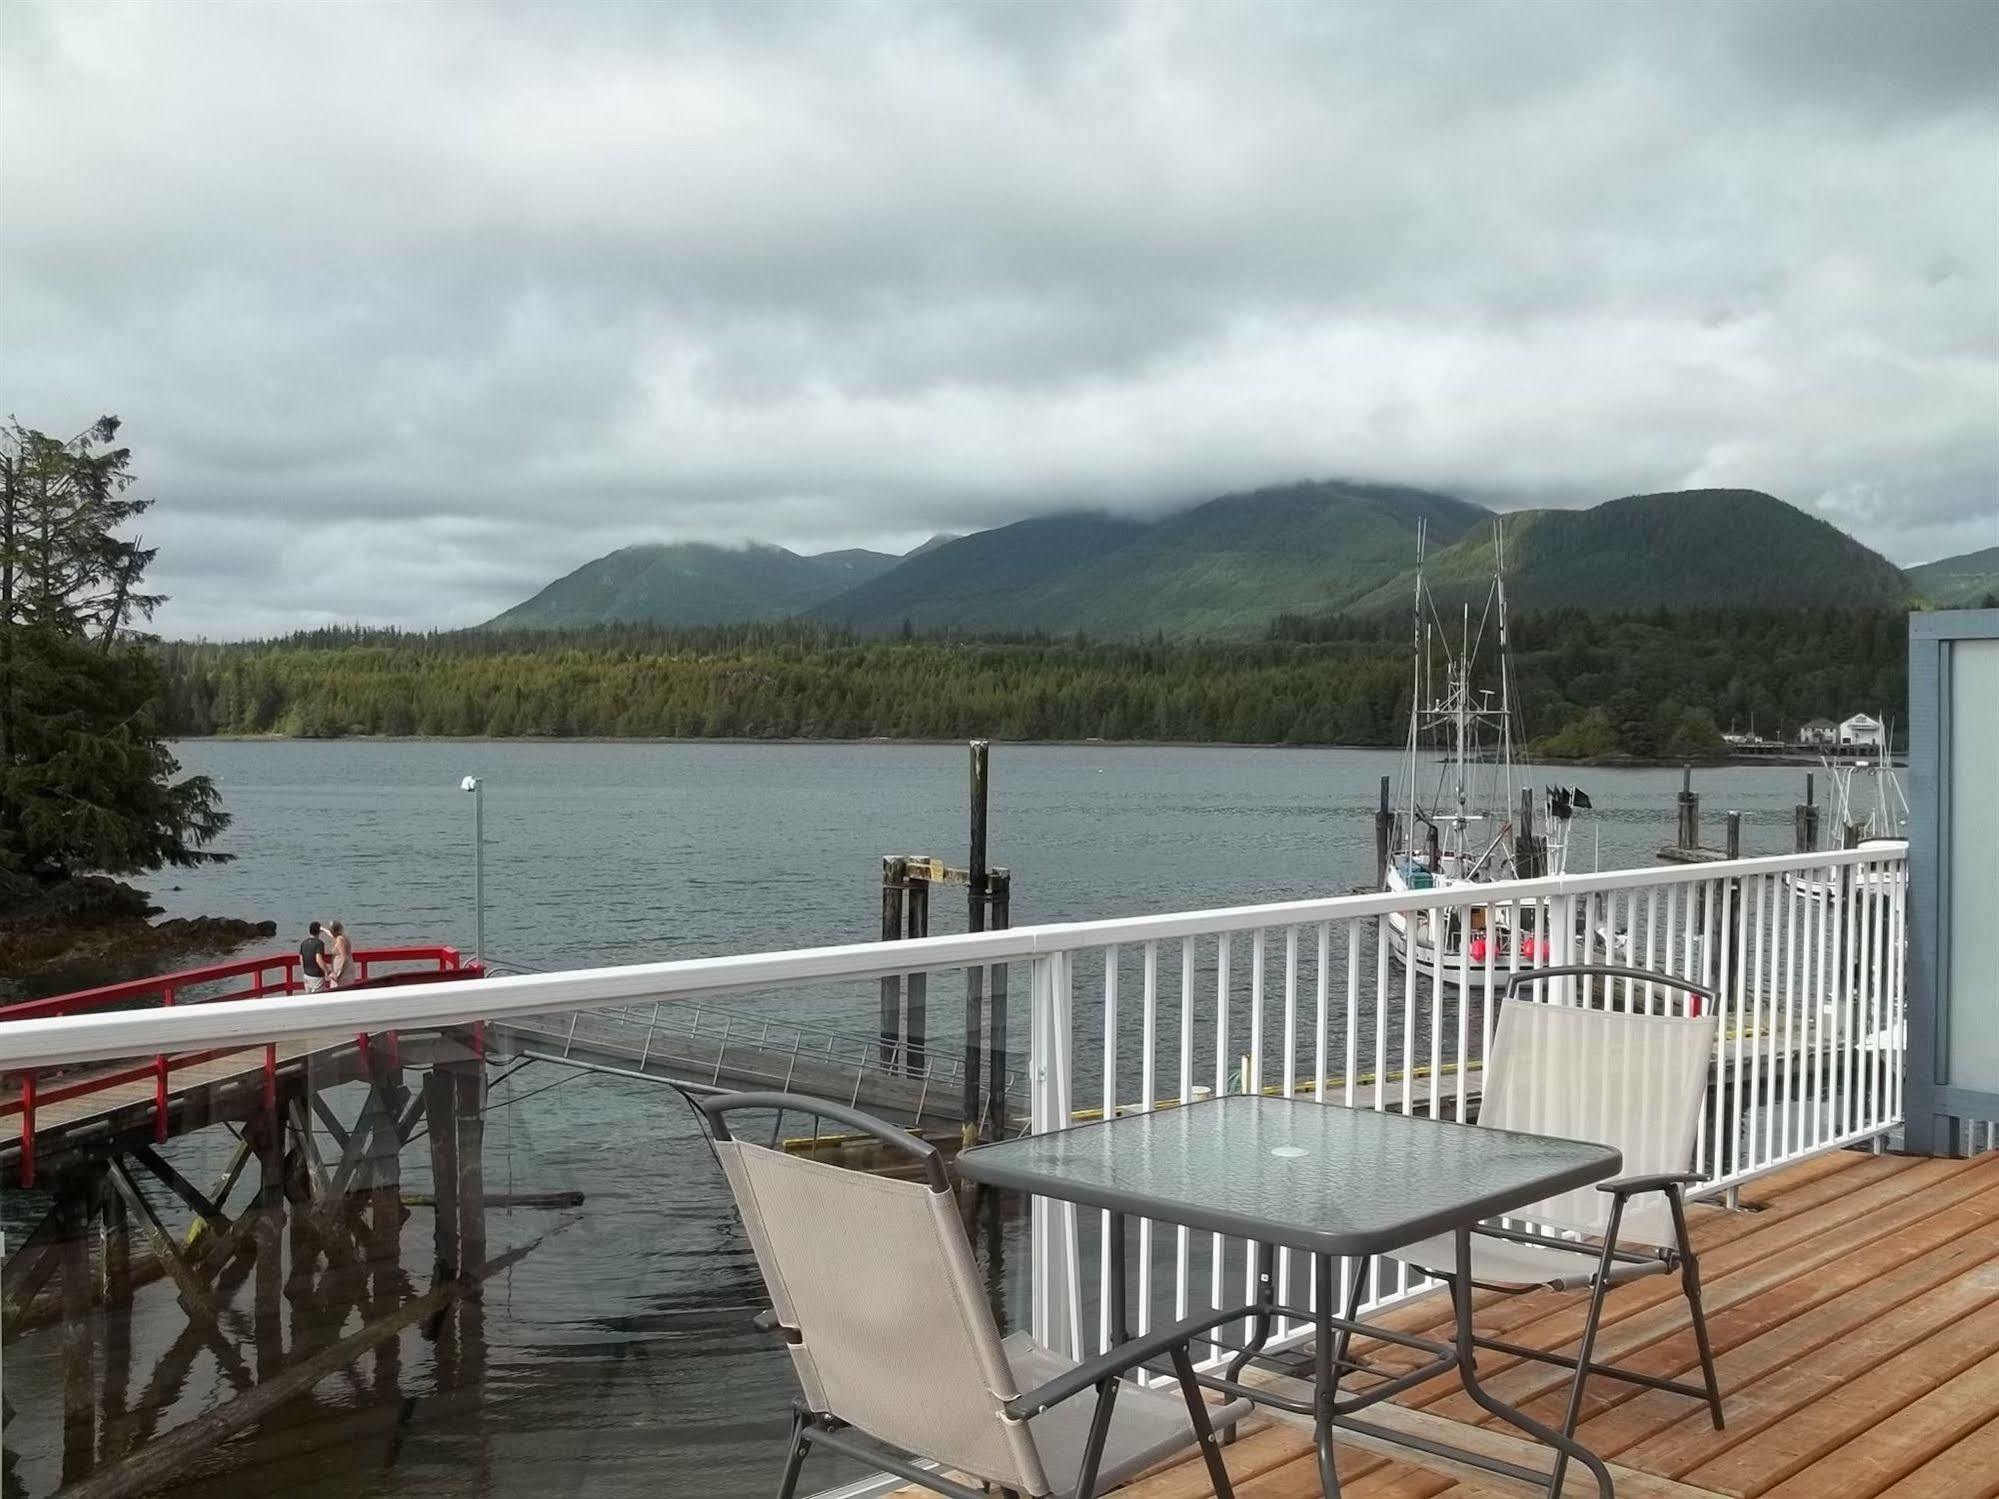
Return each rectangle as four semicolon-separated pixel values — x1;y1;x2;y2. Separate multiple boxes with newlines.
1381;522;1590;986
1785;740;1908;908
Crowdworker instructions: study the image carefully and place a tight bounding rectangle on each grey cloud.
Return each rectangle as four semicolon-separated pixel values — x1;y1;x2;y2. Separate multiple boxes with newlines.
2;0;1994;636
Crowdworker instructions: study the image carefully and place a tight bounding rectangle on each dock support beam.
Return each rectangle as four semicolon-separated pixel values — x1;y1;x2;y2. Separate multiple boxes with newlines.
1795;772;1820;853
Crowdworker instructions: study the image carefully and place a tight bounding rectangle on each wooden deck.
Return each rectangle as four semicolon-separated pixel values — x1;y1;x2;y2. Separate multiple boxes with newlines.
949;1149;1999;1498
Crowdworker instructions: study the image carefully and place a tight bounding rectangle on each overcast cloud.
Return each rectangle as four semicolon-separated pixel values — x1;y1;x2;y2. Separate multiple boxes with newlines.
3;0;1995;638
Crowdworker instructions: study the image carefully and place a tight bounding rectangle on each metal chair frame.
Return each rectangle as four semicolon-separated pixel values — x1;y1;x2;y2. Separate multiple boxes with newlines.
690;1090;1239;1499
1431;965;1728;1494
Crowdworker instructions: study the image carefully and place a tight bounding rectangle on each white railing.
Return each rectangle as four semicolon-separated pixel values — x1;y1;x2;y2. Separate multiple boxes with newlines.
0;845;1907;1370
1017;844;1908;1366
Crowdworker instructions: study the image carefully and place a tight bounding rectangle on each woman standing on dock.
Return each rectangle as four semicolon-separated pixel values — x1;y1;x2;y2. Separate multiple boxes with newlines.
326;921;354;988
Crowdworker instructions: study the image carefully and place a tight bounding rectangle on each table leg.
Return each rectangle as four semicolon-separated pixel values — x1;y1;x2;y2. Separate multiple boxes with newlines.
1223;1239;1277;1384
1312;1251;1343;1497
1107;1211;1129;1346
1447;1228;1614;1498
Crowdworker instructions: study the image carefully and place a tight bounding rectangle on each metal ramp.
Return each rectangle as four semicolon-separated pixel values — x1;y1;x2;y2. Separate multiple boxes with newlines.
487;1001;1027;1132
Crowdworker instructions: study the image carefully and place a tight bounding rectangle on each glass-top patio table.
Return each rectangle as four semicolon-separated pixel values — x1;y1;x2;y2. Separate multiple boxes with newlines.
957;1094;1623;1498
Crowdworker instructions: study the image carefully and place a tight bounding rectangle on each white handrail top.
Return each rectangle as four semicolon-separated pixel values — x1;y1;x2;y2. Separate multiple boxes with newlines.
0;843;1907;1071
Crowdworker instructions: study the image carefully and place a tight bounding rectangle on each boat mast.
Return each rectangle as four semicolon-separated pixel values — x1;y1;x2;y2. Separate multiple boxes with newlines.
1454;601;1471;860
1494;520;1515;845
1404;520;1426;867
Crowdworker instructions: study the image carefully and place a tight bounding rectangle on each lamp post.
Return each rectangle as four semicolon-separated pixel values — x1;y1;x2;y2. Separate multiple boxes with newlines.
461;775;484;970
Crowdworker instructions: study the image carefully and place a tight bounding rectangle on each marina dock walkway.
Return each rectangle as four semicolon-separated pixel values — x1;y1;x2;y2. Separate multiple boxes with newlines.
888;1148;1999;1498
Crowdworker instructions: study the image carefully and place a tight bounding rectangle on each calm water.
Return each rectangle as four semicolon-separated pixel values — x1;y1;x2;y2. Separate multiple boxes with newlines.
6;742;1824;1498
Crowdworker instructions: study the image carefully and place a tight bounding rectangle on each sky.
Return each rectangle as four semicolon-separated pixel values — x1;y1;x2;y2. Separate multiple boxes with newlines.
2;0;1995;639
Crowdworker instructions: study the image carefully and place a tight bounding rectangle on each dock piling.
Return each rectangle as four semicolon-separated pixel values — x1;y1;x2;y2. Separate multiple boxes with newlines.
1374;776;1392;885
1676;764;1701;851
879;857;905;1069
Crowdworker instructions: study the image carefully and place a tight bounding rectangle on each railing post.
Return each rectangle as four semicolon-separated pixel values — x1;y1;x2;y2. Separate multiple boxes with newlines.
1028;950;1080;1357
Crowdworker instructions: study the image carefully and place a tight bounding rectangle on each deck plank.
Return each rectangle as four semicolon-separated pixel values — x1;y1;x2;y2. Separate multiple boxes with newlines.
1618;1248;1999;1478
1354;1152;1943;1387
1230;1446;1390;1496
1345;1149;1883;1368
1758;1345;1999;1499
1675;1291;1999;1494
1113;1424;1313;1499
1517;1171;1999;1438
1402;1154;1999;1422
1870;1418;1999;1499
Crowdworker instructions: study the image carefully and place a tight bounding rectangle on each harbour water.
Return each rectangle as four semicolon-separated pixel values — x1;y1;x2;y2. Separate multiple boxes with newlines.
6;742;1830;1497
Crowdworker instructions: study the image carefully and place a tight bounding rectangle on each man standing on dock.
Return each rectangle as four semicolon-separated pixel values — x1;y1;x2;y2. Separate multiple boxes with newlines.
299;920;330;993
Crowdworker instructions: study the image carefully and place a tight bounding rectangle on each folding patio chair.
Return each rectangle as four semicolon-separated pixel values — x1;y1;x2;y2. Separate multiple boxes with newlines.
690;1090;1251;1499
1381;965;1727;1489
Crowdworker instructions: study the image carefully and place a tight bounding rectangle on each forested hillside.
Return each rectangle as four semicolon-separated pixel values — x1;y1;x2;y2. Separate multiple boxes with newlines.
1907;545;1999;608
1343;490;1913;615
158;606;1908;755
809;481;1490;637
487;541;899;629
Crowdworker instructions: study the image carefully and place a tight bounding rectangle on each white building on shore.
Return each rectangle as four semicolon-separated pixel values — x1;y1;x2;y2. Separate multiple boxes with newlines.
1840;712;1886;749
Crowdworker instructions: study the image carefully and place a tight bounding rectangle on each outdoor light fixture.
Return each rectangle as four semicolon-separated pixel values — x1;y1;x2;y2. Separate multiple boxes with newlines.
461;775;484;969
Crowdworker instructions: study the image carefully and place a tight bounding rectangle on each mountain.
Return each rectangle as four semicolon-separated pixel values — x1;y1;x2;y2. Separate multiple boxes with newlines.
485;483;1921;637
485;541;898;629
1907;545;1999;607
1022;482;1490;637
1342;489;1913;615
804;513;1154;634
808;481;1490;638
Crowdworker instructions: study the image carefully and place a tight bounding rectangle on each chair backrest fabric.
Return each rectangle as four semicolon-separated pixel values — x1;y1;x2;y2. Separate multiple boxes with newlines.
1478;997;1719;1246
713;1137;1050;1496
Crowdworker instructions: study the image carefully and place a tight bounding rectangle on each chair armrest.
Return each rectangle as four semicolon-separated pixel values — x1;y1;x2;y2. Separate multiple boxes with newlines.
1597;1171;1704;1196
1005;1306;1243;1419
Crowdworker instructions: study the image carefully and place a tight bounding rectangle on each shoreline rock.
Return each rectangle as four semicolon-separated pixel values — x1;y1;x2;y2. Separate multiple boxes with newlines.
0;876;275;999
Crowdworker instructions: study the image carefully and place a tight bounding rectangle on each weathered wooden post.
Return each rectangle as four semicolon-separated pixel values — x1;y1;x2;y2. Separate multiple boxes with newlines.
1795;772;1820;853
964;741;990;1135
57;1177;94;1484
1725;810;1742;860
987;870;1012;1137
1676;764;1701;851
454;1060;486;1297
905;874;929;1069
423;1067;462;1285
1374;775;1393;886
879;857;906;1069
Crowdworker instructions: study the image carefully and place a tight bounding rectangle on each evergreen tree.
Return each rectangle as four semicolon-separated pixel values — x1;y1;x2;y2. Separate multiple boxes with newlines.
0;418;229;899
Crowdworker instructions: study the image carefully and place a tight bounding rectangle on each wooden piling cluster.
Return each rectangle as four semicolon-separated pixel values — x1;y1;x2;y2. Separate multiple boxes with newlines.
875;741;1015;1141
1;1029;515;1495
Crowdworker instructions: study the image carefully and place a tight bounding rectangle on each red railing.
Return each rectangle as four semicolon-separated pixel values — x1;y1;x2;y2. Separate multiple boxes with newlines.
0;945;481;1187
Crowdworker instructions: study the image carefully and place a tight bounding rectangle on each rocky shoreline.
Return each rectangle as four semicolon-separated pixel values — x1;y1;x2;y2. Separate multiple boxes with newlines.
0;875;275;999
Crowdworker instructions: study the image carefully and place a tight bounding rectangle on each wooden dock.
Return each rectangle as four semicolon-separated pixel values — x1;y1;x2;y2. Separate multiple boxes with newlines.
894;1148;1999;1498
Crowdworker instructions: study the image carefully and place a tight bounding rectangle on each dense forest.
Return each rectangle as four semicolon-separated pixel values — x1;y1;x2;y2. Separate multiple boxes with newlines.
156;605;1909;757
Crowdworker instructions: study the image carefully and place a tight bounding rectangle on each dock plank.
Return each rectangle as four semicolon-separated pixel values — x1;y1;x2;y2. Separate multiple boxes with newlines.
1400;1155;1998;1422
1618;1250;1999;1478
1676;1292;1999;1494
1563;1178;1999;1452
1759;1345;1999;1499
1349;1149;1911;1379
1114;1424;1311;1499
1870;1418;1999;1499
